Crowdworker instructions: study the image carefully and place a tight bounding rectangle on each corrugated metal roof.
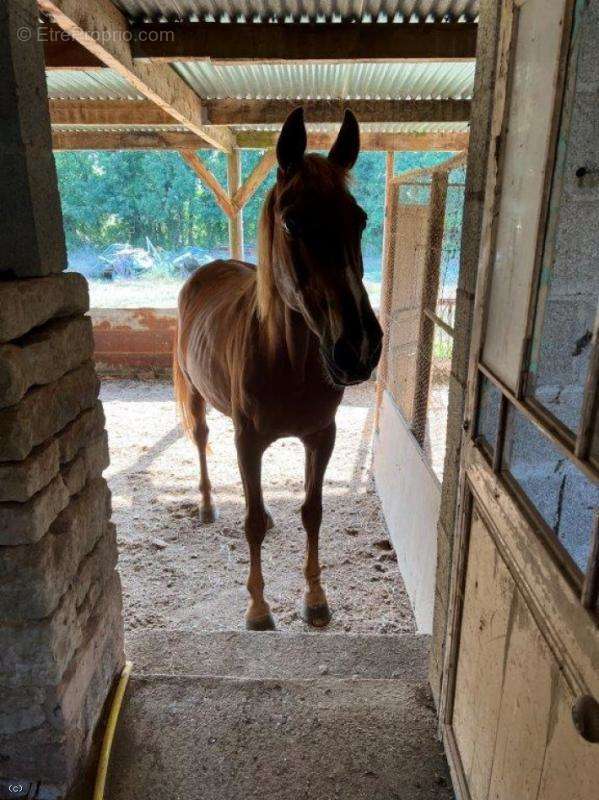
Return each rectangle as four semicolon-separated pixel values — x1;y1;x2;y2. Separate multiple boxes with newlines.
112;1;479;22
174;61;474;99
46;60;474;101
46;70;145;100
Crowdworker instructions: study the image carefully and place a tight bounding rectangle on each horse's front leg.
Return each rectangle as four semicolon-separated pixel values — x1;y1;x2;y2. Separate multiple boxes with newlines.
235;424;275;631
300;422;336;627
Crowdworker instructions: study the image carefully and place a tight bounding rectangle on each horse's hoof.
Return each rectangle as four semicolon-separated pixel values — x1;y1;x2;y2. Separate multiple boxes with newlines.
302;602;332;628
246;612;276;631
199;504;218;524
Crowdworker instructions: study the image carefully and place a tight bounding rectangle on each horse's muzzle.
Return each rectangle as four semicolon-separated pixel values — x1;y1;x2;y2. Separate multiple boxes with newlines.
321;332;382;387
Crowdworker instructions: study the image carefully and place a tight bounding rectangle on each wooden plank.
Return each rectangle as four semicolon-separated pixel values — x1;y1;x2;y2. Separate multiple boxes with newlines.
1;0;67;277
42;22;104;69
231;150;276;210
49;98;470;127
178;150;236;219
374;166;399;432
452;510;516;800
227;150;244;260
466;442;599;699
52;129;209;150
52;128;469;152
38;0;235;152
486;589;558;800
536;677;599;800
205;99;471;125
130;21;478;63
49;99;173;126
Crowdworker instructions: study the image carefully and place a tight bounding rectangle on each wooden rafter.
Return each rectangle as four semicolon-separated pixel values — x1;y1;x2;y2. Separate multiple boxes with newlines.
232;150;277;210
49;98;471;127
38;0;235;152
49;99;173;126
208;99;471;125
179;150;236;219
52;129;470;152
130;22;478;63
43;23;104;69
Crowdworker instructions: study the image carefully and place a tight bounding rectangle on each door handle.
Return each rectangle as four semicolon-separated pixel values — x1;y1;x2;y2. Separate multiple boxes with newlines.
572;695;599;743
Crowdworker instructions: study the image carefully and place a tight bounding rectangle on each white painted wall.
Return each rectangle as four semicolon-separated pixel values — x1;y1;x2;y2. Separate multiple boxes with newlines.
373;390;441;633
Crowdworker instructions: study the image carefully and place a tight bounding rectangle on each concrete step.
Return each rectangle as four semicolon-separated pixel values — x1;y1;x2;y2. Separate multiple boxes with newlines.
125;630;431;681
105;674;452;800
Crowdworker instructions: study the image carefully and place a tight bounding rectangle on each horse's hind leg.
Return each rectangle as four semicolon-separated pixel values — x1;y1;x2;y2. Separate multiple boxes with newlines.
300;422;336;627
189;391;218;524
235;423;275;631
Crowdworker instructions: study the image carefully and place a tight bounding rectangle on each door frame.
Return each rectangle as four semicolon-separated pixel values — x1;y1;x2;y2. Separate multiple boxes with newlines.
436;0;595;794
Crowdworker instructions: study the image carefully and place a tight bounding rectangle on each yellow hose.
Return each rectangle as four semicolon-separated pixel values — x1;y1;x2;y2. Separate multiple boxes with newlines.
93;660;133;800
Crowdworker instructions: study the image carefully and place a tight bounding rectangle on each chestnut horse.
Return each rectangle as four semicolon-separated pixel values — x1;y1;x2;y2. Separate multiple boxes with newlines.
173;108;382;630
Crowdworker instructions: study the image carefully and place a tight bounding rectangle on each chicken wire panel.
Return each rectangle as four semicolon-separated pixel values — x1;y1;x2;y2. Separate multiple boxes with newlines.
423;325;453;481
386;202;430;424
436;181;465;328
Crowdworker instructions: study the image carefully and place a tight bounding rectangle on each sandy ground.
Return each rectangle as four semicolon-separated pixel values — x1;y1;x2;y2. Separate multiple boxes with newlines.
100;379;416;641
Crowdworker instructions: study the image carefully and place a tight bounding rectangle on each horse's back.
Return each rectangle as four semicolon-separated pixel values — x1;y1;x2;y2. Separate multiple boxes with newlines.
177;259;257;415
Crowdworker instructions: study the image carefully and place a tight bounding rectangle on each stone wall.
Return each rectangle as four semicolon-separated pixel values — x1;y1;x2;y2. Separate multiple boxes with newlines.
0;2;124;796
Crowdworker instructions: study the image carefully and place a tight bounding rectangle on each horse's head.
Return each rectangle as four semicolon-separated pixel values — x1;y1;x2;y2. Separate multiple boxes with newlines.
269;107;383;387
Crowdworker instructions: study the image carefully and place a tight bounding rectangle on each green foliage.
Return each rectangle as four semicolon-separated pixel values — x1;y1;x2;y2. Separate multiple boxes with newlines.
55;148;462;266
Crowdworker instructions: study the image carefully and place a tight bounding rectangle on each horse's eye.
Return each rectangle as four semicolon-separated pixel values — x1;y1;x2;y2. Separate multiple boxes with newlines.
282;215;301;237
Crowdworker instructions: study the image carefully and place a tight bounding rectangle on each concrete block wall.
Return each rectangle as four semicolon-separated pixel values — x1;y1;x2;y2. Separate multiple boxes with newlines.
0;2;124;796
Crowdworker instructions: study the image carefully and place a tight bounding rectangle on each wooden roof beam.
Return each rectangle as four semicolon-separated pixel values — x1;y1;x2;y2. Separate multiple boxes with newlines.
43;22;104;69
52;129;469;152
131;22;477;63
48;98;471;127
38;0;235;152
232;150;277;210
178;150;236;219
206;99;471;125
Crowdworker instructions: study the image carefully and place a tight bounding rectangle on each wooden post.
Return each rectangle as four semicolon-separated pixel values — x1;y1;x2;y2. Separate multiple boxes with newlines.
0;0;67;276
374;152;398;432
412;170;449;446
227;149;244;260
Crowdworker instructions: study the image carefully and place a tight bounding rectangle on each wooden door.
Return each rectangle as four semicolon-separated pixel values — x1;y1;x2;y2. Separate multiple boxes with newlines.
440;1;599;798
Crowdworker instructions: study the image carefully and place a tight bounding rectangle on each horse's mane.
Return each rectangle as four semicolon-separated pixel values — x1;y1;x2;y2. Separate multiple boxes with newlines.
256;154;349;352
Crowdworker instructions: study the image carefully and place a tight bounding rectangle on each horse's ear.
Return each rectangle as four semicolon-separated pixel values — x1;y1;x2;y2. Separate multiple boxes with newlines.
277;107;307;174
328;109;360;171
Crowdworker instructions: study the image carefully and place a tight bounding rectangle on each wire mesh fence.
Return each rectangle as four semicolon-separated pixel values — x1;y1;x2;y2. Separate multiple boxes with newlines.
378;156;466;482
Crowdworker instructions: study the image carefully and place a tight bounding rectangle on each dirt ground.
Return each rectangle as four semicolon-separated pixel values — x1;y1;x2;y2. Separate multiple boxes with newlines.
100;379;416;641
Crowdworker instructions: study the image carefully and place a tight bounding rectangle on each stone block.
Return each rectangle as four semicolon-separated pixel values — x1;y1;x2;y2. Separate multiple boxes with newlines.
61;433;109;497
0;527;118;687
0;479;111;621
0;586;124;786
0;438;59;502
0;316;94;408
0;473;70;546
57;402;106;465
0;432;109;546
0;687;45;736
0;361;99;461
0;274;88;343
0;403;105;502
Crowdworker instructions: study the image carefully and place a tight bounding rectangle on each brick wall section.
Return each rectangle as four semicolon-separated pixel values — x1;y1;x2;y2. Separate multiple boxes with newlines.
0;3;124;796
